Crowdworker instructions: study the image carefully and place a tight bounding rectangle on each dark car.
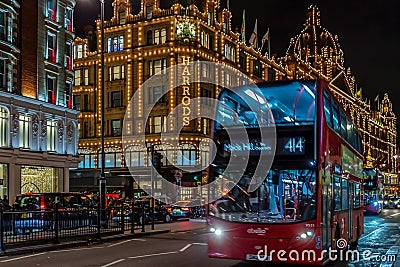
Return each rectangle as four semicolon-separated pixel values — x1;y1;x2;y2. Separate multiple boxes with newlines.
166;199;206;220
110;198;172;225
12;192;96;231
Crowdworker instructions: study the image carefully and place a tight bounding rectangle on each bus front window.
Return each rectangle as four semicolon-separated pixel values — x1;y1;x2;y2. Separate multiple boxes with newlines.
210;169;317;223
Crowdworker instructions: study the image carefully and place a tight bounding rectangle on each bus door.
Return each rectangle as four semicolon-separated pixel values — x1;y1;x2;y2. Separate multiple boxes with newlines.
321;184;332;252
348;181;354;241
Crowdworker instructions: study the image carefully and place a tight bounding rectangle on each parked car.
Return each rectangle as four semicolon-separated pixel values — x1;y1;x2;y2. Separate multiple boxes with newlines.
12;192;96;231
110;198;172;225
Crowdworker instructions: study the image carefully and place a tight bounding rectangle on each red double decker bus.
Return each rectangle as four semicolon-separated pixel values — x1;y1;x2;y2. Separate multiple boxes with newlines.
207;80;364;265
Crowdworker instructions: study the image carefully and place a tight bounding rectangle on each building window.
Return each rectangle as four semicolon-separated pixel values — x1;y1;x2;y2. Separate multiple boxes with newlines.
98;147;122;168
19;115;30;149
147;116;167;133
84;68;89;85
83;94;89;111
200;32;210;49
149;58;167;76
207;12;212;25
113;37;118;52
47;0;57;21
111;120;121;136
108;65;125;81
124;145;146;167
73;95;80;110
119;35;124;50
177;143;196;166
65;82;72;109
107;38;112;53
47;32;57;63
146;5;153;19
65;8;73;32
65;42;73;70
81;121;89;138
111;91;122;107
47;76;56;104
223;22;227;33
202;118;209;135
149;86;166;104
74;69;81;86
147;30;153;45
154;28;167;44
224;44;236;61
47;120;57;151
78;149;95;168
0;59;5;90
119;11;126;24
253;61;261;77
75;44;83;59
0;107;8;147
239;54;246;70
201;88;212;105
200;141;209;167
0;11;6;42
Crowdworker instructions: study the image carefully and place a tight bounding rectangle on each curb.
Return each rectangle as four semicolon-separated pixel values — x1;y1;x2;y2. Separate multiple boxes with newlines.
0;229;170;257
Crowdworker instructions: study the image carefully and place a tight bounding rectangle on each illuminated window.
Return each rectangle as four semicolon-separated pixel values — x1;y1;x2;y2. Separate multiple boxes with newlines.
47;32;57;63
207;12;212;25
147;116;167;133
224;44;235;61
200;32;210;49
177;144;196;166
98;147;122;168
0;59;5;89
65;8;73;31
74;69;81;85
113;37;118;52
107;38;112;53
83;68;89;85
18;115;30;149
119;35;124;50
124;146;146;167
146;5;153;19
47;0;56;21
78;149;95;168
119;11;126;24
65;42;73;70
154;28;167;45
0;11;6;42
75;44;83;59
111;120;121;136
47;76;56;104
108;65;125;80
0;107;8;147
149;59;167;76
47;120;57;151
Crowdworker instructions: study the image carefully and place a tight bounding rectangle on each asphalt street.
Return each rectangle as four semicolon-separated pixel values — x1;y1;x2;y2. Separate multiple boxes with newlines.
0;210;399;267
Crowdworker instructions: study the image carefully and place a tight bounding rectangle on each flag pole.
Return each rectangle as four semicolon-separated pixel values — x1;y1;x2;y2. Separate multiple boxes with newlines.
268;29;270;57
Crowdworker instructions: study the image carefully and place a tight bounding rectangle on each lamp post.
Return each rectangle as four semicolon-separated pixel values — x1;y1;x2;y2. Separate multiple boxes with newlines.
98;0;107;225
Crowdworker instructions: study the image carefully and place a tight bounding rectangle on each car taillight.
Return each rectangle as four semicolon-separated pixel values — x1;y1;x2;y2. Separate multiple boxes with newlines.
182;207;189;211
167;208;172;213
40;196;46;209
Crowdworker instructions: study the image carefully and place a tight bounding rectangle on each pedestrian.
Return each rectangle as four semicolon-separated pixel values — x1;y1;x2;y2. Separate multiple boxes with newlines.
3;195;8;204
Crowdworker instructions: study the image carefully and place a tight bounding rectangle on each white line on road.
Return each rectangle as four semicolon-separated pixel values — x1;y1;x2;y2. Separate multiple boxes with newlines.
107;239;146;248
192;243;207;246
129;251;178;259
359;227;384;241
101;259;125;267
179;244;192;252
0;252;47;263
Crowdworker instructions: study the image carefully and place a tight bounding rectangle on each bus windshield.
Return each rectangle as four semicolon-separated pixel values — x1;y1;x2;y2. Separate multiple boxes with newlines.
210;80;318;223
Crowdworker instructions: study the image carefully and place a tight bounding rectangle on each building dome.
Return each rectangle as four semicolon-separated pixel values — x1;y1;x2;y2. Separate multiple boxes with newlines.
285;5;344;67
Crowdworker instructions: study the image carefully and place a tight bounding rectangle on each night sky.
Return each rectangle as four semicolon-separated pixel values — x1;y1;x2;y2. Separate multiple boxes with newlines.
75;0;400;141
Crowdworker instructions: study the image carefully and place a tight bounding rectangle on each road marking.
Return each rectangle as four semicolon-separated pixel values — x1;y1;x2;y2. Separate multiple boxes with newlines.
107;239;146;248
101;259;125;267
0;252;47;262
179;244;192;252
54;247;103;253
129;251;178;259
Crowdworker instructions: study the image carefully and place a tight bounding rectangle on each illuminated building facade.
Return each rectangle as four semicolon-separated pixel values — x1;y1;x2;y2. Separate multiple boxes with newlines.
0;0;79;202
279;5;398;195
72;1;397;198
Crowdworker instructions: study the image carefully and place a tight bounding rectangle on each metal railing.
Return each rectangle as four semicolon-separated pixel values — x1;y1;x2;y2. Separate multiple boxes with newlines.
0;205;146;252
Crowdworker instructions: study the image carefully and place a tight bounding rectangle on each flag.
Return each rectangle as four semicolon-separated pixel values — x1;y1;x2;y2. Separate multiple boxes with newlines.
241;10;246;42
355;87;362;98
261;28;269;50
373;94;379;110
249;19;258;49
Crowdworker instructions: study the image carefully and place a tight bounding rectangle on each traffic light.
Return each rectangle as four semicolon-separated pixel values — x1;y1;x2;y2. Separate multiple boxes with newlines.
193;175;198;181
152;151;163;170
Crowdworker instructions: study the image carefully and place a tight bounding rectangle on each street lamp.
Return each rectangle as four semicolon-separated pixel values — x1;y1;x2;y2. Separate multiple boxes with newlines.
98;0;106;224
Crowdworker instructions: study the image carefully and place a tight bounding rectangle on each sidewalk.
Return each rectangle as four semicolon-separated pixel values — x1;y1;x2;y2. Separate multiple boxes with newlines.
0;220;207;257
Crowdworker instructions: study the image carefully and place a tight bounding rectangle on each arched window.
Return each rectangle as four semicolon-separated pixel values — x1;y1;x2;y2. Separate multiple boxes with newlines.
98;146;122;168
124;145;146;167
78;148;95;168
177;143;196;166
154;143;174;165
0;107;8;147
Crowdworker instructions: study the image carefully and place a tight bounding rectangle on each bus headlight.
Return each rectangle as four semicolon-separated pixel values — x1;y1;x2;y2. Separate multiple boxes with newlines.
210;227;223;236
297;230;313;240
